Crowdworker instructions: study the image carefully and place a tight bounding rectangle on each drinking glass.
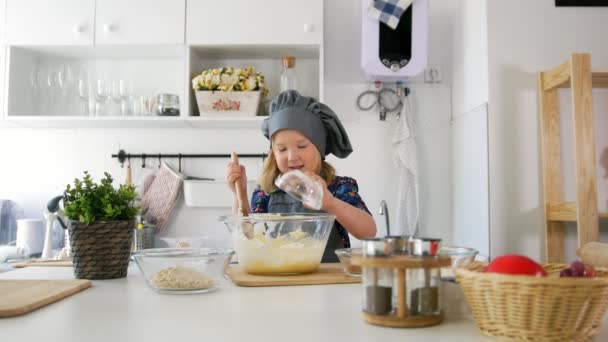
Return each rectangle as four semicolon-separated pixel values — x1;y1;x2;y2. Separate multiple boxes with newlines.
56;64;73;114
111;80;132;116
45;67;56;114
95;80;110;116
78;78;95;117
29;66;41;96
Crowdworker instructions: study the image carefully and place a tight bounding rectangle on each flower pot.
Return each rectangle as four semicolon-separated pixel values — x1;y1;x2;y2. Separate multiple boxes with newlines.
195;90;263;116
68;220;135;280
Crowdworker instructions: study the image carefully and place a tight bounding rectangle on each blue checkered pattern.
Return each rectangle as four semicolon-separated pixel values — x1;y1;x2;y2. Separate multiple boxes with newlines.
367;0;413;29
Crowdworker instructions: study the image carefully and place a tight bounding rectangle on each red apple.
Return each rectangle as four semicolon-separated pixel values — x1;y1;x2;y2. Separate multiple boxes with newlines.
484;254;547;277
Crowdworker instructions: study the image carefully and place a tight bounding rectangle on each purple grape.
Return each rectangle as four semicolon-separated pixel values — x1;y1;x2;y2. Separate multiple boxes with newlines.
570;261;586;277
560;268;573;277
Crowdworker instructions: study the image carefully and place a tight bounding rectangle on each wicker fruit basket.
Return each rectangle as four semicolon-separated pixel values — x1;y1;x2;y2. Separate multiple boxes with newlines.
455;262;608;342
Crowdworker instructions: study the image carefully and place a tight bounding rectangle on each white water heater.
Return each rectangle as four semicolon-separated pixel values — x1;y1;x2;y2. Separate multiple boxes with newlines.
361;0;429;81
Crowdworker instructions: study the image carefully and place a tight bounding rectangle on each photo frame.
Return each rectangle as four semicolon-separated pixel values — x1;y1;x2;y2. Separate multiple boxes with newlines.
556;0;608;6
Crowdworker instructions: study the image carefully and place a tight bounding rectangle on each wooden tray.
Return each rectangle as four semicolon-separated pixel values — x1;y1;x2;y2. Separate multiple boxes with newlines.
0;280;91;318
226;262;361;287
12;260;73;268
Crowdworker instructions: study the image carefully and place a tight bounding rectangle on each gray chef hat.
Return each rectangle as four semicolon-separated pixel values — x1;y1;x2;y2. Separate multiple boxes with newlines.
261;90;353;159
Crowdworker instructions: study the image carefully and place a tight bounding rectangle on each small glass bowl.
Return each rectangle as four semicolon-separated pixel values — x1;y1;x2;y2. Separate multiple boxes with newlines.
335;248;362;277
133;248;234;294
274;170;324;210
438;246;479;281
159;236;209;249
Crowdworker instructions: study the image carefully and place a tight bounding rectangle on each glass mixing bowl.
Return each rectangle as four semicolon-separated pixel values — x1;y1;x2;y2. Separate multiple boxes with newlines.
133;247;234;294
220;213;335;275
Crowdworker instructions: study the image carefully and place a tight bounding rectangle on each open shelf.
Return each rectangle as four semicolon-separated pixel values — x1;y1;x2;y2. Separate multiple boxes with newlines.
3;115;267;129
186;44;321;117
4;45;186;119
2;44;322;128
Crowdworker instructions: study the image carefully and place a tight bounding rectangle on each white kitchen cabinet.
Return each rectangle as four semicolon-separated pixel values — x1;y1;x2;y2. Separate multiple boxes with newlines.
1;0;323;128
95;0;185;45
5;0;95;45
186;0;323;45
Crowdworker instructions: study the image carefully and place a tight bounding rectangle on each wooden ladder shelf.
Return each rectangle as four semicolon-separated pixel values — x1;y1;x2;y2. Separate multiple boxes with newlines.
538;53;608;262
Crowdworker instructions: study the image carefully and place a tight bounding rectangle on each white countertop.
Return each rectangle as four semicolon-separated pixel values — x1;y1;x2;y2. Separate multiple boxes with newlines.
1;264;607;342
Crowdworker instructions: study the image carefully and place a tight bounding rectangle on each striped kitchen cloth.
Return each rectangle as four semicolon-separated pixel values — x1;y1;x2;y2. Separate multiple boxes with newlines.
142;162;183;233
368;0;413;30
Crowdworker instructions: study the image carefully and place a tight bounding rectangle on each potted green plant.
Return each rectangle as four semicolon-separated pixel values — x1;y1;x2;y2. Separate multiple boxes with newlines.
63;171;138;280
191;66;269;116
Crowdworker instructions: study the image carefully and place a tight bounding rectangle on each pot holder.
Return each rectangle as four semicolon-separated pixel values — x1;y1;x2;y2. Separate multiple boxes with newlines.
142;162;183;233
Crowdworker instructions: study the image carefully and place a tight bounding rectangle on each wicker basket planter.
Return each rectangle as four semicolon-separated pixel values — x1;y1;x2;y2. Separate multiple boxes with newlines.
195;90;263;116
68;220;135;280
456;262;608;342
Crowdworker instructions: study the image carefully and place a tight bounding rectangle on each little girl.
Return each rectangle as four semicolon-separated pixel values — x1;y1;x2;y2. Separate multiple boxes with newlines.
226;90;377;262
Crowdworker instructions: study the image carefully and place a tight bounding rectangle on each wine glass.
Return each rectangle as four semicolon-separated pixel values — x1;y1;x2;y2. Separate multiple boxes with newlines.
78;78;94;117
111;80;132;116
95;80;110;116
56;64;74;114
44;66;57;115
29;65;41;95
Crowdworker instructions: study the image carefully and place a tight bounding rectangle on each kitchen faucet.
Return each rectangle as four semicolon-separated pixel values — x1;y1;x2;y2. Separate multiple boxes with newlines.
379;200;390;236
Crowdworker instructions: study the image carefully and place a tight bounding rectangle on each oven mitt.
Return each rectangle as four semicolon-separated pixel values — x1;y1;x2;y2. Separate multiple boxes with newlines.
142;162;183;234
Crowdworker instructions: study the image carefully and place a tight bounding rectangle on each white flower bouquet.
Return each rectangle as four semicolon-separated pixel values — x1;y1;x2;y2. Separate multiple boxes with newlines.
192;66;269;94
192;67;268;116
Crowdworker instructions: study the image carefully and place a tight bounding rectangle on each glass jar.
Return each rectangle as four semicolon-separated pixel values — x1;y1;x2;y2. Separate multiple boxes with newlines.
361;238;394;315
279;56;298;92
156;94;180;116
407;237;442;316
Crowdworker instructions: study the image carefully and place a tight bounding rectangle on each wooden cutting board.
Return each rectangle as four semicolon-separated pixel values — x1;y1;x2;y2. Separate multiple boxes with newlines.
13;260;73;268
0;280;91;318
227;263;361;287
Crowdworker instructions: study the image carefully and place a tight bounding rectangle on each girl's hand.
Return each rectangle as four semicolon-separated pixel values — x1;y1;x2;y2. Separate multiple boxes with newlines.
226;161;247;194
303;171;334;211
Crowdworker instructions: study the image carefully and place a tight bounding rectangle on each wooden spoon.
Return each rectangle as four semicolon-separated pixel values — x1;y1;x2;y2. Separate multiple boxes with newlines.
231;152;254;238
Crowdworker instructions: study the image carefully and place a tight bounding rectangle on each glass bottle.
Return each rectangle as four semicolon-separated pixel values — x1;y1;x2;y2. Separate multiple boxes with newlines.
279;56;298;92
362;238;394;315
407;237;443;316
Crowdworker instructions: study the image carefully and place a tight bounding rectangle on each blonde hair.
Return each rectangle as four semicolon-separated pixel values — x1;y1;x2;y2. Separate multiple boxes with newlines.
258;150;336;194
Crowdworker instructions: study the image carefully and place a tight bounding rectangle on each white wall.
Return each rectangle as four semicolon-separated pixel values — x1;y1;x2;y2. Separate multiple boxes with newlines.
447;0;490;256
449;0;488;117
486;0;608;260
0;0;455;248
452;104;489;257
0;0;5;119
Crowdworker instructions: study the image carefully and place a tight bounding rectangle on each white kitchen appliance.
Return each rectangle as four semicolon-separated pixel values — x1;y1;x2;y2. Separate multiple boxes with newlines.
361;0;428;81
42;196;67;259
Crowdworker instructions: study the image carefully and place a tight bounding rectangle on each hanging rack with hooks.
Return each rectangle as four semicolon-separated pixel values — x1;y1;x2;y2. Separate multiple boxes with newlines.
111;149;266;173
356;81;410;121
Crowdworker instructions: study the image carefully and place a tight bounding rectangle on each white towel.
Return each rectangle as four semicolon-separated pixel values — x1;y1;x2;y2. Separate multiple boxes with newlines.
392;95;419;235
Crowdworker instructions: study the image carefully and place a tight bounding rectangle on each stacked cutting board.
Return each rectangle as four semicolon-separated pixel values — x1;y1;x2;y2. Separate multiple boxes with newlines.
0;280;91;317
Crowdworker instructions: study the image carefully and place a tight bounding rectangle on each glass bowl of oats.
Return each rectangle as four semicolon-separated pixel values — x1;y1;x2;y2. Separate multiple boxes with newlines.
133;248;234;294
